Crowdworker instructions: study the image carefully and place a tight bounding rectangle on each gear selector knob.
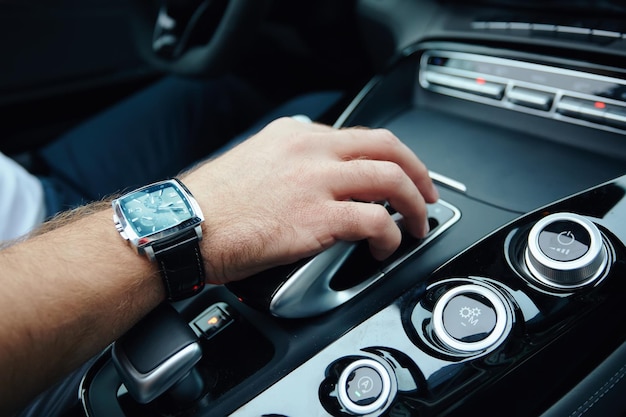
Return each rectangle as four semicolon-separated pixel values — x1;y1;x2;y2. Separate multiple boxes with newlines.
111;303;203;404
525;212;608;289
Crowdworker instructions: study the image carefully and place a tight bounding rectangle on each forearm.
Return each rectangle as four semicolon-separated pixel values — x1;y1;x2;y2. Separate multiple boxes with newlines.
0;205;165;414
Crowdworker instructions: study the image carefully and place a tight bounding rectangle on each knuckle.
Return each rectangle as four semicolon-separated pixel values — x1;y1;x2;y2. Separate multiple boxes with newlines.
338;160;362;187
378;162;406;188
368;204;393;235
374;128;401;148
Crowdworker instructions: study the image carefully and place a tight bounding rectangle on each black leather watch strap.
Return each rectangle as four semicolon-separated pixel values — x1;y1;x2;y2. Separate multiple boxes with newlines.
152;229;205;301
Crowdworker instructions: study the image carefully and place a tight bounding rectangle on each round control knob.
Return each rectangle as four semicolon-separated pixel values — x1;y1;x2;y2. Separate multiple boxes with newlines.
432;284;509;353
337;358;392;415
525;213;607;289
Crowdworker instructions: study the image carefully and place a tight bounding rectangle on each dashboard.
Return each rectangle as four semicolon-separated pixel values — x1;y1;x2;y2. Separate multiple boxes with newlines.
80;1;626;416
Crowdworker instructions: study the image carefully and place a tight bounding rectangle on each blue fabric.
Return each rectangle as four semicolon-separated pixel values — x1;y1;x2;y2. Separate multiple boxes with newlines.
21;77;342;416
38;75;272;215
38;75;342;218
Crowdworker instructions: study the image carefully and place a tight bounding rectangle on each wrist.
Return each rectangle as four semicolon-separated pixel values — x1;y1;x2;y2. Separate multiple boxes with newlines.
100;208;165;300
111;179;206;300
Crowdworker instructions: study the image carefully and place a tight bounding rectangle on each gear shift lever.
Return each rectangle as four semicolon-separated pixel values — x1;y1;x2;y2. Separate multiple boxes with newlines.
111;303;203;404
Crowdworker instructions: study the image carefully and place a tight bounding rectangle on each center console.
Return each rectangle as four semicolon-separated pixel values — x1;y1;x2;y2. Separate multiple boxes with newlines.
80;9;626;416
228;176;626;416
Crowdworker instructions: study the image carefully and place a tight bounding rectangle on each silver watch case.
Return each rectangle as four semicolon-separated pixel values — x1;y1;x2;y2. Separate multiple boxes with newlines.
112;179;204;262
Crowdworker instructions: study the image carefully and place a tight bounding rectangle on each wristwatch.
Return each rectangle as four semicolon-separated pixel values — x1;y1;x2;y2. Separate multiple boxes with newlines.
112;178;206;301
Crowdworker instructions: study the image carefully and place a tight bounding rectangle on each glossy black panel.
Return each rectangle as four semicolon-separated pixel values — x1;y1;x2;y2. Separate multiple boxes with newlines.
204;176;626;417
388;176;626;416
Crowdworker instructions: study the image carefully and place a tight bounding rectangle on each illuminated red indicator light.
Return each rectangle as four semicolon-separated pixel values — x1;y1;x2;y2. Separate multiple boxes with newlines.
207;316;219;325
594;101;606;109
475;77;486;85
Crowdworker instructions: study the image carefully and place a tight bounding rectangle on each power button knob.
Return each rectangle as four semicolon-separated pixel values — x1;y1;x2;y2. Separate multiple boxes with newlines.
525;213;608;288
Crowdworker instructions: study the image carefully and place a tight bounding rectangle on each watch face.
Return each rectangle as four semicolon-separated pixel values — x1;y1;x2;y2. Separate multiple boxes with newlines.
119;182;194;238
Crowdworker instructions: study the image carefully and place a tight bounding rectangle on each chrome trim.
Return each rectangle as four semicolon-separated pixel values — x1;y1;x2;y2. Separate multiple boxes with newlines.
591;29;621;38
532;23;557;32
419;50;626;135
79;347;114;417
432;284;509;353
423;70;505;98
429;170;467;193
381;200;460;274
111;341;202;404
421;50;624;83
337;358;393;415
507;87;553;110
556;26;591;35
472;20;626;39
333;76;381;128
509;22;531;30
269;240;364;318
269;200;461;318
525;213;608;289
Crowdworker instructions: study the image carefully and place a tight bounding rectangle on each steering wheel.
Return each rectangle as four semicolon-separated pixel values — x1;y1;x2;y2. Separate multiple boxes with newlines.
131;0;273;77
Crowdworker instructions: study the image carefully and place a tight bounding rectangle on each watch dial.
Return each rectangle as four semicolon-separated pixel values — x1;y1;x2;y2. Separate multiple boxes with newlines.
121;183;193;237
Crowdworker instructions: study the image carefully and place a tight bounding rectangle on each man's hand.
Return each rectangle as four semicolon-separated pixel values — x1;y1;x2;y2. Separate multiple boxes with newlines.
183;117;439;284
0;117;437;413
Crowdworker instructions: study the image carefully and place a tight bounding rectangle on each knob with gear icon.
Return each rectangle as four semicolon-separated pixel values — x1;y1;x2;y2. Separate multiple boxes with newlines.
432;283;512;354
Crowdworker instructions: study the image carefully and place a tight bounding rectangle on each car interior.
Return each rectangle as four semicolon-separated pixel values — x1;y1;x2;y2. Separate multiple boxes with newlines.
3;0;626;416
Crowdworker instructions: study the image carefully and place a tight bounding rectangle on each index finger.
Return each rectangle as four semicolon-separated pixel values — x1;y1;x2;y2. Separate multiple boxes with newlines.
326;127;439;203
